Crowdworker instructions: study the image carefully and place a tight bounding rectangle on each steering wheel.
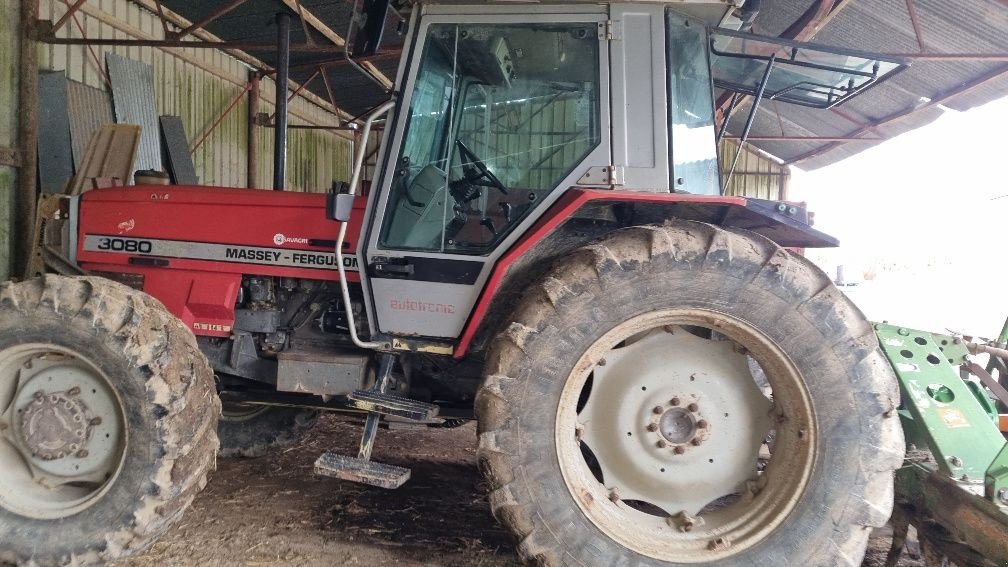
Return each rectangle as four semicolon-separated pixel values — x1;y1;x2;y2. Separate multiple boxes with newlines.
455;139;508;194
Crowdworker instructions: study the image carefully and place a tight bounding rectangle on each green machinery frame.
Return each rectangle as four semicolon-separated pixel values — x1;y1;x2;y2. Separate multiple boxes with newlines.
875;320;1008;566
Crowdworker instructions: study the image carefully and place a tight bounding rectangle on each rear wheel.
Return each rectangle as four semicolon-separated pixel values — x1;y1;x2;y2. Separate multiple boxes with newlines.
476;221;903;566
218;403;319;458
0;276;219;566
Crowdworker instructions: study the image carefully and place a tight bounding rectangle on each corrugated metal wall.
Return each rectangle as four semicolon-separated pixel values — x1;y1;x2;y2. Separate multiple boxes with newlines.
36;0;352;192
718;140;789;200
0;2;19;281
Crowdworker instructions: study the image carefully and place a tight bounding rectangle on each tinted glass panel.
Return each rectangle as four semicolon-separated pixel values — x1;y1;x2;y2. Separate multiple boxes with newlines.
380;23;601;253
667;12;719;195
709;28;907;108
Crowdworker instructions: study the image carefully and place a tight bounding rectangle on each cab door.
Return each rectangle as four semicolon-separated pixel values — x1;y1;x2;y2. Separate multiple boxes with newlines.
362;7;611;339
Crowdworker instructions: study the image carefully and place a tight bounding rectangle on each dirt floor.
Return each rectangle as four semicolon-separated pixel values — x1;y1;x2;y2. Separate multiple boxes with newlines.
115;415;924;567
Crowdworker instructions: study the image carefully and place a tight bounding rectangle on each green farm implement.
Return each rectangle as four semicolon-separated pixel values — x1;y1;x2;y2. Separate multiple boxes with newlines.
877;318;1008;566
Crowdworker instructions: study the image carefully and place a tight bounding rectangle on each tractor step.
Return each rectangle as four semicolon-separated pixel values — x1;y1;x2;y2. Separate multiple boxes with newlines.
347;390;439;421
314;354;422;490
314;452;411;489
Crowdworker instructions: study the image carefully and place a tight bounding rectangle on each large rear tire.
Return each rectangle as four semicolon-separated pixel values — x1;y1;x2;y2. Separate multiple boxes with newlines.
476;221;903;566
0;276;220;566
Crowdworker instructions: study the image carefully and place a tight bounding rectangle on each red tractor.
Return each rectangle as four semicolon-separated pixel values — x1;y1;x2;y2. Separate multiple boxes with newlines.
0;1;908;565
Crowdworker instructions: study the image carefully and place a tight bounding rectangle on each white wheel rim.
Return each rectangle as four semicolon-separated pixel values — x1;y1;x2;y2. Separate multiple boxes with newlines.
555;310;816;562
0;344;128;519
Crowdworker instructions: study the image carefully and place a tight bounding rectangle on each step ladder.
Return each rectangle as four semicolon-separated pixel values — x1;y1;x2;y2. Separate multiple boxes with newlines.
314;352;438;489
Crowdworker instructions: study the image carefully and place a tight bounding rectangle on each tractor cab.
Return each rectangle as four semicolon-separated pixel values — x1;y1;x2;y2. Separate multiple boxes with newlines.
347;0;906;342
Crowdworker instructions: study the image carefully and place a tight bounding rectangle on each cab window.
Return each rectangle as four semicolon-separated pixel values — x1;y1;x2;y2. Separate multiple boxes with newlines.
380;23;601;253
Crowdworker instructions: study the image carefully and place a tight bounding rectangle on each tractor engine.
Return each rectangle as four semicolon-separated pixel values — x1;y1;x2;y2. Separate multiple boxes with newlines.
231;275;358;355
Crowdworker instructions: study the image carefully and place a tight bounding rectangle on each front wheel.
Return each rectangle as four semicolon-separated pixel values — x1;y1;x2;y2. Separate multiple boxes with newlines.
476;221;903;566
0;276;219;566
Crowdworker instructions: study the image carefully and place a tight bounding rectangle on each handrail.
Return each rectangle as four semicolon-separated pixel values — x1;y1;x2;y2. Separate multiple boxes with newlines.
336;99;397;350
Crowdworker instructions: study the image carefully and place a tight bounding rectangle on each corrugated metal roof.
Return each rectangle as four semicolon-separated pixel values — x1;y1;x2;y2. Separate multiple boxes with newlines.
152;0;1007;168
158;0;402;117
732;0;1008;169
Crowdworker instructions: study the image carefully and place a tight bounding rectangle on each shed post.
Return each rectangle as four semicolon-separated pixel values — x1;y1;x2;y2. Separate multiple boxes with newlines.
273;12;291;191
16;0;38;277
247;71;260;188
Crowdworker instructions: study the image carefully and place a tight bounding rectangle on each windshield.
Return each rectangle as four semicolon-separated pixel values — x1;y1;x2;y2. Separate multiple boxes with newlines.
379;22;601;253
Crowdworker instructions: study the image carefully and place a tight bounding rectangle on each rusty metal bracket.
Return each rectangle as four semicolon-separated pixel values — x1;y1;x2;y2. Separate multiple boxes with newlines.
166;0;249;41
52;0;89;34
891;462;1008;566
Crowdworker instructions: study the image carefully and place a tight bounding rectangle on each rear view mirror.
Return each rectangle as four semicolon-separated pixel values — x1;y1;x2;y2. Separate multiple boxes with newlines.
327;191;356;222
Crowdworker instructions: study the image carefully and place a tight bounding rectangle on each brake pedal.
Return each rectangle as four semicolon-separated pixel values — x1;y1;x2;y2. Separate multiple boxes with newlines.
348;389;439;421
314;452;411;489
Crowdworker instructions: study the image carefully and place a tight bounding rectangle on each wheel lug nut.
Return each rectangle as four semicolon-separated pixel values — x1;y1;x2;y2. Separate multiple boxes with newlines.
67;387;81;397
646;423;658;432
90;417;102;426
708;537;731;551
670;397;680;406
668;511;699;533
597;358;607;367
656;440;667;448
652;406;664;415
33;391;45;401
76;450;89;458
691;438;702;446
687;403;699;412
673;446;685;455
608;489;620;503
697;420;708;429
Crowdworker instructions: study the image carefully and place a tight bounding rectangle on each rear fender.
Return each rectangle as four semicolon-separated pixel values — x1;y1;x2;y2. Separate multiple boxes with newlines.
453;189;835;358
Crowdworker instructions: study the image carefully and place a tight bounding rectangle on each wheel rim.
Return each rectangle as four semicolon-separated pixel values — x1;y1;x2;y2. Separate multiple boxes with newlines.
0;343;128;519
555;309;816;562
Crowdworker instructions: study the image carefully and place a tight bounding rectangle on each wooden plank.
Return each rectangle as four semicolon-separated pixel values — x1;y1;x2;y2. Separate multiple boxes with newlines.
67;124;141;195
